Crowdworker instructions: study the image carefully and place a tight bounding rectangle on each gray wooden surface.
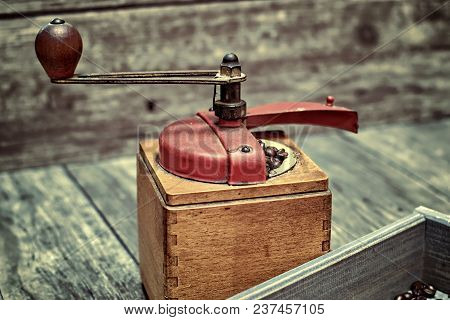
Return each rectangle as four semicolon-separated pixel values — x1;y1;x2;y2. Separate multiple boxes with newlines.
301;120;449;247
0;166;143;299
424;218;450;292
1;0;449;170
0;119;448;299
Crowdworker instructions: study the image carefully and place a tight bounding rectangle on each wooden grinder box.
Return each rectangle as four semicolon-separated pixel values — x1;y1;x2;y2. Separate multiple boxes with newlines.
137;134;332;300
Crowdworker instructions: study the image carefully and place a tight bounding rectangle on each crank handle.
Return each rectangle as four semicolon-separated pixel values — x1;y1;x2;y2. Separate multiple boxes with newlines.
35;18;246;85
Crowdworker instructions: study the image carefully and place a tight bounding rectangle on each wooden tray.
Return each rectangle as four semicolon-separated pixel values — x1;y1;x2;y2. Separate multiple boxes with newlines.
230;206;449;300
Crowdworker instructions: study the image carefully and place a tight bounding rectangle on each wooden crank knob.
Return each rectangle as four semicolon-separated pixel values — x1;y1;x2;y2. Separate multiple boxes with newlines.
35;18;83;80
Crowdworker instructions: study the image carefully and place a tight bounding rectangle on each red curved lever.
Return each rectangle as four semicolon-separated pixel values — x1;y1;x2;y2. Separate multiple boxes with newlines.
246;101;358;133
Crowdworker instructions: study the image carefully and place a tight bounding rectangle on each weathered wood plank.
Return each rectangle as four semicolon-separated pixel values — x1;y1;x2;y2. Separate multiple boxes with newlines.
301;129;449;248
0;0;449;170
66;157;139;256
342;119;449;196
0;166;144;299
0;0;250;16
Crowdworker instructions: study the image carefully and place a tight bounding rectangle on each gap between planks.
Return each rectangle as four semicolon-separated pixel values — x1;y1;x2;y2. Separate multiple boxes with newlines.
336;129;448;201
62;164;139;265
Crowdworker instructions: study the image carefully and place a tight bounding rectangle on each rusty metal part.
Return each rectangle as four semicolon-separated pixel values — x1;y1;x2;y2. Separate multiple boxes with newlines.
220;53;242;77
52;71;246;85
213;99;246;120
213;53;247;121
78;70;218;78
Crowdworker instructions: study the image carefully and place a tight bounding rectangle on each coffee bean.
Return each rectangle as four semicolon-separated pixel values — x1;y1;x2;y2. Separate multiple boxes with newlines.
403;292;413;299
411;281;425;296
271;158;282;169
265;147;277;157
411;280;425;288
262;143;289;175
395;281;439;300
277;151;288;159
395;292;413;300
410;281;425;290
267;157;275;169
422;284;436;298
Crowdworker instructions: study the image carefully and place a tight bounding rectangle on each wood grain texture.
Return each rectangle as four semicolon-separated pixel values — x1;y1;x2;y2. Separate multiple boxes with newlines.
167;192;331;300
137;155;166;299
232;213;428;300
345;119;450;196
35;19;83;80
301;129;449;248
0;0;249;16
66;157;139;256
424;219;450;292
138;154;331;299
140;135;328;206
0;166;144;299
0;0;449;170
232;208;449;300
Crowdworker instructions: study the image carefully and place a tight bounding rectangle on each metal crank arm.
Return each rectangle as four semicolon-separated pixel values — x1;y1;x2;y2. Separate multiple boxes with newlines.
51;71;246;85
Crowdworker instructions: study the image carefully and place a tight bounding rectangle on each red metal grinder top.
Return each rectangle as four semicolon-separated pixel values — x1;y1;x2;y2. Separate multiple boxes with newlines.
159;99;358;185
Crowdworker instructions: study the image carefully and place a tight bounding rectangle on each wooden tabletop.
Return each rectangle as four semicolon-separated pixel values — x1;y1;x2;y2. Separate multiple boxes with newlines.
0;119;448;299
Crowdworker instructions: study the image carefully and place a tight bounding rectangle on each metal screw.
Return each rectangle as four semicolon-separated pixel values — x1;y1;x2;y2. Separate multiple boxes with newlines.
51;18;65;24
241;145;251;153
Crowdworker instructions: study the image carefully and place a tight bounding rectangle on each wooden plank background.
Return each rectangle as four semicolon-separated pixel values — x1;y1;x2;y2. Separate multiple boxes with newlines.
0;0;248;17
0;0;449;170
